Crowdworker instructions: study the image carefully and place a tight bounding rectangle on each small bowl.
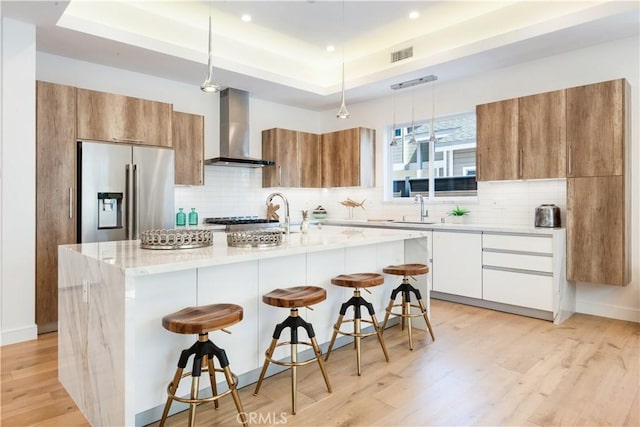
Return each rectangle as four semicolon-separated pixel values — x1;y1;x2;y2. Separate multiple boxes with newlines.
312;212;327;219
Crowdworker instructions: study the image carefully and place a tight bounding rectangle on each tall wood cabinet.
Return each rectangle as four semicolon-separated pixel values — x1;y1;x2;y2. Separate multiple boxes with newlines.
77;88;172;147
262;128;302;187
36;81;77;333
321;127;375;188
172;111;204;185
566;79;629;286
476;90;566;181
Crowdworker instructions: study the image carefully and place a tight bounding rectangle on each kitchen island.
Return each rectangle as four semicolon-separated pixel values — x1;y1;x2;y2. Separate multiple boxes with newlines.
58;226;429;426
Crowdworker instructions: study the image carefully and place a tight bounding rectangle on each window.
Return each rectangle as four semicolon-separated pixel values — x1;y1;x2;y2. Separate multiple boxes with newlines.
389;111;477;199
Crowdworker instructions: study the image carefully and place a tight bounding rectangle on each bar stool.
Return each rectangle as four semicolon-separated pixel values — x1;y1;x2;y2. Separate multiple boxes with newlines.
381;263;435;350
159;303;248;427
325;273;390;375
254;286;332;415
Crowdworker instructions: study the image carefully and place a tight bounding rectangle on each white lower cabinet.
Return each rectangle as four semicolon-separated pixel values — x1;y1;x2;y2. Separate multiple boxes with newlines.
432;231;482;298
482;268;553;311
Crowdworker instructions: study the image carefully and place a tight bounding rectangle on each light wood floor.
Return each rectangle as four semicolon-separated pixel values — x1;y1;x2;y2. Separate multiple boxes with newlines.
2;300;638;426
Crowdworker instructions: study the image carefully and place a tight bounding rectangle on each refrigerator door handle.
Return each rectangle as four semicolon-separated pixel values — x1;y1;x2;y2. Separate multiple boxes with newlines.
133;164;140;239
125;164;134;239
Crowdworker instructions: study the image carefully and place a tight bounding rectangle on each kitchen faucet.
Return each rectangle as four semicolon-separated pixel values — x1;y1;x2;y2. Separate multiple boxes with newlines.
266;192;290;236
414;194;429;222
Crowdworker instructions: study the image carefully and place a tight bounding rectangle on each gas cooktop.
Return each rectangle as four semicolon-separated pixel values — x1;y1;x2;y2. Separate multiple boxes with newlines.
203;217;279;226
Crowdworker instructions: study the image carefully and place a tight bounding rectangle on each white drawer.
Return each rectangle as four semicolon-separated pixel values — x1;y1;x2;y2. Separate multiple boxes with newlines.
483;233;552;254
483;251;553;273
483;268;553;311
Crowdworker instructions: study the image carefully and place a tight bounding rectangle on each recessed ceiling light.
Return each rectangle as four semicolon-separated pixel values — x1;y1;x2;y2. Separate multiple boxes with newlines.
326;45;335;52
409;11;420;20
241;14;252;23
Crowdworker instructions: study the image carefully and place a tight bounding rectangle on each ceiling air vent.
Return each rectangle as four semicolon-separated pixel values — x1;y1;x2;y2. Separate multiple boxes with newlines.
391;46;413;63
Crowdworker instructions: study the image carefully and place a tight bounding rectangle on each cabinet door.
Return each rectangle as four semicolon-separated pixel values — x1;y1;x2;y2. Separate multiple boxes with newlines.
77;88;172;147
172;111;204;185
321;128;360;187
299;132;321;187
567;79;625;177
476;99;519;181
261;128;300;187
567;176;628;285
36;81;77;332
432;231;482;298
518;90;566;179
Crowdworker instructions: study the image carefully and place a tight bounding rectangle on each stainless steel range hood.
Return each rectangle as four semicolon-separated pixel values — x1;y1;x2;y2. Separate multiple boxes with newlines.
204;88;274;168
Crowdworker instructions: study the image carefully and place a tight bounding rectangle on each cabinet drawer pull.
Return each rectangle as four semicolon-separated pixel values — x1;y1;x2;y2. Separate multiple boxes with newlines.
519;148;523;178
278;165;282;186
112;137;144;144
568;147;572;176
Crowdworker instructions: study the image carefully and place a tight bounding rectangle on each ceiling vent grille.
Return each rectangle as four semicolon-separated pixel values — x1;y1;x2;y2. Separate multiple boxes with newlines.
390;46;413;63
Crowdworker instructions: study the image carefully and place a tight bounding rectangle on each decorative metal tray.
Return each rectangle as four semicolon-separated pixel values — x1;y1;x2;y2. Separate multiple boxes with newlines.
226;225;283;248
140;228;213;250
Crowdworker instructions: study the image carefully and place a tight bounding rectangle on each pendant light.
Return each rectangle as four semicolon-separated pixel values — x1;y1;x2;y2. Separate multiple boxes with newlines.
201;3;220;93
336;0;350;119
428;77;438;143
390;92;399;146
409;88;417;144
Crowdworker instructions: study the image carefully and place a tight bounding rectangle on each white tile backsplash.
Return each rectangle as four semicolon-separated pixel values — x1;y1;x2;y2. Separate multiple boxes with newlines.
175;167;567;227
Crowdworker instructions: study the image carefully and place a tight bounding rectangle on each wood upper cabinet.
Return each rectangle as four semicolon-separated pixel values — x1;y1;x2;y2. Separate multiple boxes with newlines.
76;88;172;147
262;128;301;187
172;111;204;185
518;90;566;179
566;79;625;177
262;128;321;188
476;99;519;181
298;131;321;188
36;81;77;333
477;90;566;180
321;127;375;188
567;176;629;286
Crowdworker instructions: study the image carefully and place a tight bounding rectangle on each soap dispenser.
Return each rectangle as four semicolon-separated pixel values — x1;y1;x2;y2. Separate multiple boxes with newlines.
176;208;186;227
188;208;199;226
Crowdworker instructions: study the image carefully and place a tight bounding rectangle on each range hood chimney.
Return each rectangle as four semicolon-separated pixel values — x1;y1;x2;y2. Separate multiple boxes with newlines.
204;88;274;168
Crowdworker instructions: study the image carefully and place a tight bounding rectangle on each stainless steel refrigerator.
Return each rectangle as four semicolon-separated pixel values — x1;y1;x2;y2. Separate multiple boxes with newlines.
77;141;175;243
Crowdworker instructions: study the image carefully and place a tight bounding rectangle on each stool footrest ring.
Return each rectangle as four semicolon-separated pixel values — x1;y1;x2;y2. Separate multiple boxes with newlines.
386;303;427;318
165;367;238;405
333;318;379;338
264;341;323;368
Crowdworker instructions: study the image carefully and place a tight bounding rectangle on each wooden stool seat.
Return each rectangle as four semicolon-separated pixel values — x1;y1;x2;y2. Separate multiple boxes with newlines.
383;263;429;277
162;303;243;335
331;272;384;288
160;303;247;427
381;263;435;350
262;286;326;308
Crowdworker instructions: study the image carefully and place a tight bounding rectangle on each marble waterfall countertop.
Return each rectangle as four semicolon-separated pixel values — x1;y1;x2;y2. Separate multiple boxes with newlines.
60;225;427;276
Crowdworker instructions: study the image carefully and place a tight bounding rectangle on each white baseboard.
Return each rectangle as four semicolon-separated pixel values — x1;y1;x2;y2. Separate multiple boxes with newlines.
576;300;640;323
0;324;38;346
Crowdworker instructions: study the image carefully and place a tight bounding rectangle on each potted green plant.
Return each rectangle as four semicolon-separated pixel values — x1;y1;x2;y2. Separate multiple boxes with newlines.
447;205;470;223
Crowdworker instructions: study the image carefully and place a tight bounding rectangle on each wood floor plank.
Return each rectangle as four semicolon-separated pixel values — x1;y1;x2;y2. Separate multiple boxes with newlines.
1;300;638;427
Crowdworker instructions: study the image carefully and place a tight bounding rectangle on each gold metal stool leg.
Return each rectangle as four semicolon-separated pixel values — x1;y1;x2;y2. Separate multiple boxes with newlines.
354;316;362;376
310;336;332;392
188;375;200;427
254;338;278;395
381;298;394;331
159;366;184;426
223;365;248;427
401;294;407;331
405;297;414;350
324;314;344;361
291;342;298;414
418;297;435;341
371;314;390;362
205;355;219;409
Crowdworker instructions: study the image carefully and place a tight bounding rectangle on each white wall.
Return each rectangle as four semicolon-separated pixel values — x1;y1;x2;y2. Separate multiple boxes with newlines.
1;18;37;345
1;25;636;345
